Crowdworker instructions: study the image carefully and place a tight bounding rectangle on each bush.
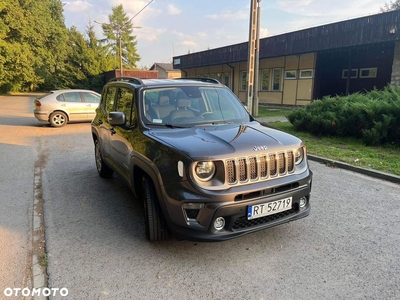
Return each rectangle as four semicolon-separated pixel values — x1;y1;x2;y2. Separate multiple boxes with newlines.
287;85;400;146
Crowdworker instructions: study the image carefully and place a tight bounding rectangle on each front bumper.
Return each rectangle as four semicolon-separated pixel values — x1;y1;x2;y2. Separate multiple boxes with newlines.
161;171;312;242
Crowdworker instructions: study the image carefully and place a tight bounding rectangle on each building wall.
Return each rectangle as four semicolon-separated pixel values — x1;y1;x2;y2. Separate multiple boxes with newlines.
315;42;394;99
186;53;316;106
167;70;182;79
391;41;400;85
157;69;168;79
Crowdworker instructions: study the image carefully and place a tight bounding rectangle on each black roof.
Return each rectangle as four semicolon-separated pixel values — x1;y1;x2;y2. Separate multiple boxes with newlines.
173;10;400;69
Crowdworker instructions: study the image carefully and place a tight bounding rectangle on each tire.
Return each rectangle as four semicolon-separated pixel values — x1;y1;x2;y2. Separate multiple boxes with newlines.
94;140;113;178
49;111;67;127
142;176;169;241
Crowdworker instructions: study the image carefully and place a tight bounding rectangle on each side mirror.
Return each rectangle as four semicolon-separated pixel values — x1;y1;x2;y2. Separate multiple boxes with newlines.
108;111;126;126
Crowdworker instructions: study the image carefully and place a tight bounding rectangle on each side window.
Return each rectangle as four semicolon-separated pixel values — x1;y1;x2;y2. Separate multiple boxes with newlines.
116;87;135;126
63;92;82;102
240;71;247;91
103;87;117;114
83;92;100;103
261;69;270;91
56;94;65;102
272;68;282;91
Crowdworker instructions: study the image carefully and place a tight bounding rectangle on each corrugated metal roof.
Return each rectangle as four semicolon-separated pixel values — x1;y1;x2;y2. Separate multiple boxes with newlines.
173;10;400;69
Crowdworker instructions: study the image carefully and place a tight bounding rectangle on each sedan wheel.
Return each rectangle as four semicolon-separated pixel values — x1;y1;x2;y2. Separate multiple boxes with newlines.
49;111;67;127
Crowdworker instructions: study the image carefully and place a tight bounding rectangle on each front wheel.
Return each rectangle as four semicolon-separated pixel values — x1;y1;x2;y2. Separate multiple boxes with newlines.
142;176;169;241
94;140;113;178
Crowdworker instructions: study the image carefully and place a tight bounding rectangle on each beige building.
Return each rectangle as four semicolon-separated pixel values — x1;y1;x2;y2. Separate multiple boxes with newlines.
150;63;182;79
173;10;400;106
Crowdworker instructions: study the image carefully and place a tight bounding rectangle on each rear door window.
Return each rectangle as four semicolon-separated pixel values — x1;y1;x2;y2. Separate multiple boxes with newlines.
83;92;100;103
61;92;82;102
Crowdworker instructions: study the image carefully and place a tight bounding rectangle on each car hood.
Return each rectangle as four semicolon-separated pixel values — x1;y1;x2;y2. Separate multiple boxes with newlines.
148;121;302;159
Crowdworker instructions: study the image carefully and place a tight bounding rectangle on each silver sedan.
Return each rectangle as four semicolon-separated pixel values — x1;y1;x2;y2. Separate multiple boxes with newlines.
34;89;101;127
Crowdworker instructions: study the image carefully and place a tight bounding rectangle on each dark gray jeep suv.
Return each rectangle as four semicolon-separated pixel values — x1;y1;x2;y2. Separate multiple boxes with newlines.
91;77;312;242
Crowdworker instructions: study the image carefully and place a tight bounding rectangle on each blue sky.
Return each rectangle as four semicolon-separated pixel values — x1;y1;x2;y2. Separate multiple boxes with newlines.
63;0;389;68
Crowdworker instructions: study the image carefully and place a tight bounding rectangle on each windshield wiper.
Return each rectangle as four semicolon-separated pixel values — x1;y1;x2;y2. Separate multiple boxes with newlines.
195;121;233;126
145;122;187;128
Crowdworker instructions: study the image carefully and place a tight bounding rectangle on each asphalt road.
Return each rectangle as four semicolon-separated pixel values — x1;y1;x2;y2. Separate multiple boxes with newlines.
1;95;399;300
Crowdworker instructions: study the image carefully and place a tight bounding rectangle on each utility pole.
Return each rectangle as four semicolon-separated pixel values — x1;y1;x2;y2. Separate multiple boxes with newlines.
118;31;123;76
246;0;262;117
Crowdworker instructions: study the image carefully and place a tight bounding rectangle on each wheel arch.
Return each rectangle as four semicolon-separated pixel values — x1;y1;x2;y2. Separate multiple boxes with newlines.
49;110;70;122
131;155;168;215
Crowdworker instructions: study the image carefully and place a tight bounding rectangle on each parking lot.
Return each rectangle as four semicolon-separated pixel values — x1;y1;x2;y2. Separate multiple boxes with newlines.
1;95;399;299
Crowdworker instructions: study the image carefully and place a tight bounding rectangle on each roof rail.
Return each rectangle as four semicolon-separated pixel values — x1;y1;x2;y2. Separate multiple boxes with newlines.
108;77;144;85
175;77;221;84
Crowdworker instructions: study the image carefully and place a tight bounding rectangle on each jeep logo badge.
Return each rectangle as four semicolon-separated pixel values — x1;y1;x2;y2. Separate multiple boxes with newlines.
253;145;268;151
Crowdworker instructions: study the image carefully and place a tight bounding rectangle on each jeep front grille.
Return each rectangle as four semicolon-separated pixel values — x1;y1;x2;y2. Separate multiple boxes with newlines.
225;151;295;185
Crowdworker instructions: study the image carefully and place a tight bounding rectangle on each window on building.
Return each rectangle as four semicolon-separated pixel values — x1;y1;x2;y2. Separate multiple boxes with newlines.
272;68;282;91
359;68;377;78
223;73;231;88
342;69;358;79
261;69;270;91
284;70;297;79
300;69;314;79
240;71;247;91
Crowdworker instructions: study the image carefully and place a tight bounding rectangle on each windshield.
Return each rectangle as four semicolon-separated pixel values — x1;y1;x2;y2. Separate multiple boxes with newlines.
142;86;250;127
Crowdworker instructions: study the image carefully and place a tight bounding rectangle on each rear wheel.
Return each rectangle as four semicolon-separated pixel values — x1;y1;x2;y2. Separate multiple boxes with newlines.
49;111;67;127
142;176;169;241
94;140;113;178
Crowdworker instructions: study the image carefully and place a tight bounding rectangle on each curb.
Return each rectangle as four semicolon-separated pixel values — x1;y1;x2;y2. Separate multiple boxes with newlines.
33;166;48;300
307;154;400;184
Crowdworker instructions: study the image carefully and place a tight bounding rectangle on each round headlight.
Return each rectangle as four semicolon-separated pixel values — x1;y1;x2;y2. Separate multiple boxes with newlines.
195;161;216;182
295;147;304;165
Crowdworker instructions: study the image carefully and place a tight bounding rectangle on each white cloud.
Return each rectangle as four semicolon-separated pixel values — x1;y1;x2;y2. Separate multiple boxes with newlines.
260;28;269;38
110;0;161;24
197;32;208;39
136;27;167;42
168;4;181;15
276;0;384;18
182;40;197;47
206;10;248;20
63;0;92;12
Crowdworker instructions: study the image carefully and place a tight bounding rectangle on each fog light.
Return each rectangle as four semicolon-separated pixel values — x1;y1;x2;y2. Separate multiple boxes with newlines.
299;197;307;208
214;217;225;230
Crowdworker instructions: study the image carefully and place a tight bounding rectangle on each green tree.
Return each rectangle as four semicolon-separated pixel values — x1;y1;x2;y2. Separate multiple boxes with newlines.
0;0;69;92
62;23;112;91
100;4;141;72
381;0;400;11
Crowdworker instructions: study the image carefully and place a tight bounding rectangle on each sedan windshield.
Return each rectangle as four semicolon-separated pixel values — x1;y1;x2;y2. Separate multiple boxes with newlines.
142;86;250;126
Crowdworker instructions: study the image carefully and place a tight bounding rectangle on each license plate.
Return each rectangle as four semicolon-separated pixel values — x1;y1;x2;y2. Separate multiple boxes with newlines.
247;197;292;220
